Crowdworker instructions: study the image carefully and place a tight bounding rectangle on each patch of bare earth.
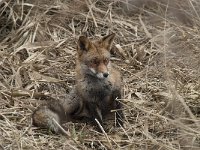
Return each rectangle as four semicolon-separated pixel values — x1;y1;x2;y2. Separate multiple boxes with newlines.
0;0;199;149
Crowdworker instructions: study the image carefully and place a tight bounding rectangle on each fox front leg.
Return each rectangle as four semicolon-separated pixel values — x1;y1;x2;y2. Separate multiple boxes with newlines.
85;102;104;131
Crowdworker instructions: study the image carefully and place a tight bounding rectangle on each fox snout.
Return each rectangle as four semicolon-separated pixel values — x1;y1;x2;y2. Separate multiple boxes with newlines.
96;72;109;79
103;72;109;78
90;67;109;79
85;57;110;79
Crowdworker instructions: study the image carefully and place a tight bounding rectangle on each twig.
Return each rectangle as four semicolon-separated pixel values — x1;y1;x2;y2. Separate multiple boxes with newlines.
95;118;112;148
52;118;70;136
85;0;98;27
139;15;152;38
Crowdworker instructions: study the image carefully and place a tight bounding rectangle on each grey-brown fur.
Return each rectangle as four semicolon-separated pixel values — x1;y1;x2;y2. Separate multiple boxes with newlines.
32;34;124;133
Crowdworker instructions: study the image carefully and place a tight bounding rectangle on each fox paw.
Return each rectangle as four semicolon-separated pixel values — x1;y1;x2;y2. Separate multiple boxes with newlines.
47;117;61;133
32;106;62;134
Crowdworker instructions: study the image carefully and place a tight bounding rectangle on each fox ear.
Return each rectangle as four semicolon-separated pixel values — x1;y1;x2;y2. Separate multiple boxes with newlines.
101;33;115;51
77;36;90;54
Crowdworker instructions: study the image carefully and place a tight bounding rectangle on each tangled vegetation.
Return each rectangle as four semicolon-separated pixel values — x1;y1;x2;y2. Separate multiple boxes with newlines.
0;0;200;149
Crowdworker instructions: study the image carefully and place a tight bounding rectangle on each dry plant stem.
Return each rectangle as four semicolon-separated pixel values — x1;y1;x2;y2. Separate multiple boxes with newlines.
139;15;152;38
160;0;199;132
142;130;177;150
9;123;33;149
188;0;200;18
52;118;70;136
95;118;113;148
85;0;98;27
64;140;79;150
168;80;200;130
1;0;200;149
3;91;49;98
129;102;200;134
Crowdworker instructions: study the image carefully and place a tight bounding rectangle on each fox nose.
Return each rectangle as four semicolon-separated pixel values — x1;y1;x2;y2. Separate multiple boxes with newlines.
103;73;109;78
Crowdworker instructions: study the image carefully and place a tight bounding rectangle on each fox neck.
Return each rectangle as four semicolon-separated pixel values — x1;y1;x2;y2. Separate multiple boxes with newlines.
75;59;113;103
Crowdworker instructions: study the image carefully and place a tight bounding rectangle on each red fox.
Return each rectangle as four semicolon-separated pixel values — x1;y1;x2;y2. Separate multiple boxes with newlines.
32;33;124;133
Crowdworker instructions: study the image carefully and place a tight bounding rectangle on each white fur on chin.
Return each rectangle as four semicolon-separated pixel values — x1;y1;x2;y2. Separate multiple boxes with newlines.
96;73;104;79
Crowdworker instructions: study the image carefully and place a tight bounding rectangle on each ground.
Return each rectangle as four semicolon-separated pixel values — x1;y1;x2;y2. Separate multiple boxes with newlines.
0;0;200;149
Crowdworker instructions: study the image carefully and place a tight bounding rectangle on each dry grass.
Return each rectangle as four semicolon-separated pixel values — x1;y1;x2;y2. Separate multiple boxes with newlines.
0;0;200;149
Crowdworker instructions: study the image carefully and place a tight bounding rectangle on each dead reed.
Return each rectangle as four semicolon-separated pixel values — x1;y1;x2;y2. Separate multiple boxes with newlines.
0;0;199;149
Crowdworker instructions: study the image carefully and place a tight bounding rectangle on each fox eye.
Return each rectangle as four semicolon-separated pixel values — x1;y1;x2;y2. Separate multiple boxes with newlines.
104;58;109;64
91;59;99;65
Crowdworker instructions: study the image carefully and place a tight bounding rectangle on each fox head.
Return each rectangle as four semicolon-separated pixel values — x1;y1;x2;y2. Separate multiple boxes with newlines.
77;33;115;79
